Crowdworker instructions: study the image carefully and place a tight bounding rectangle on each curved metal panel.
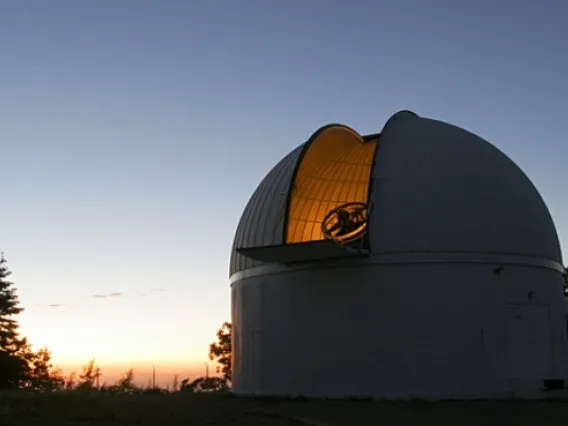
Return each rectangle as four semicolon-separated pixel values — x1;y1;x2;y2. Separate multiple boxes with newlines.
229;145;304;276
370;114;563;263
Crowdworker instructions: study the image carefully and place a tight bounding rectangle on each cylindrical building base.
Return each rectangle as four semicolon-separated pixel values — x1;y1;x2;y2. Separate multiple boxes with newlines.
231;258;568;400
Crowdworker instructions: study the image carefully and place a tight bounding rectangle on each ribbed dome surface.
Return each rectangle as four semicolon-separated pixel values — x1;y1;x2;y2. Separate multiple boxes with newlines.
230;111;562;277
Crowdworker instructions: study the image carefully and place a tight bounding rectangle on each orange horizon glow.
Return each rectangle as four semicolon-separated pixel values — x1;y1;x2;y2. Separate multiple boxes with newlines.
53;360;217;387
16;299;227;388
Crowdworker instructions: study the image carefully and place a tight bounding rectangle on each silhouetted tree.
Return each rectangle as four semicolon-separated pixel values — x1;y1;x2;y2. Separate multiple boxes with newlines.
208;321;231;381
24;347;65;391
180;377;191;391
99;367;138;394
0;255;70;390
77;359;101;389
116;368;136;393
0;254;29;388
65;371;77;390
47;367;66;390
0;350;26;389
180;376;228;393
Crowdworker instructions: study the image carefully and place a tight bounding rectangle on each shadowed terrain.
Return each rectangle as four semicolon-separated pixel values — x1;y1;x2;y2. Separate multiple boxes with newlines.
2;391;568;426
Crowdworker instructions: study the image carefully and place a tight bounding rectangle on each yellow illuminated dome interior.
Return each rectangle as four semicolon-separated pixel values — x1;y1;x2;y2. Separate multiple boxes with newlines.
285;125;378;244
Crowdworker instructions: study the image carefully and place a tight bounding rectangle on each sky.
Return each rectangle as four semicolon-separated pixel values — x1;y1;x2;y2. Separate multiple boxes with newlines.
1;0;567;384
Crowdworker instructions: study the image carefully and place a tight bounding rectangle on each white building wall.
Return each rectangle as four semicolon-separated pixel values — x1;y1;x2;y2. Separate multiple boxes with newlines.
231;259;568;399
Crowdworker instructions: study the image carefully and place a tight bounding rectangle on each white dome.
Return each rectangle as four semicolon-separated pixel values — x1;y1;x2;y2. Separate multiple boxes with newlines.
230;111;562;277
229;111;568;399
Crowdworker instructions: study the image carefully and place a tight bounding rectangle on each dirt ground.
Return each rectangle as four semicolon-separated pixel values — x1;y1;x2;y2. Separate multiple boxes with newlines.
1;390;568;426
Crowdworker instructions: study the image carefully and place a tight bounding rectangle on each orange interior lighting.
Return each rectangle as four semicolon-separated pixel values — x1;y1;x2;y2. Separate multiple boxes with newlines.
285;126;378;244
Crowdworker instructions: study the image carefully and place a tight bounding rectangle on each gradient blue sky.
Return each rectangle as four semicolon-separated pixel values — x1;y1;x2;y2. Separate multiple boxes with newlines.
1;0;567;381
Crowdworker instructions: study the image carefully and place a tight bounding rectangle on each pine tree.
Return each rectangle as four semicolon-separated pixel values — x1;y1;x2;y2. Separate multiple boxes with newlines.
0;254;27;353
0;254;29;387
0;255;64;390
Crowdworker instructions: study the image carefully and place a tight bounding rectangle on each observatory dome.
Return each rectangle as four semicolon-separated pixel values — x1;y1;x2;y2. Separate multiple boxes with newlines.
229;111;568;400
230;111;562;276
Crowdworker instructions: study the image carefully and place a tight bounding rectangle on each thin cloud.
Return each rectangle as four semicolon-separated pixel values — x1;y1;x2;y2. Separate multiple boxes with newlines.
137;292;147;297
47;303;64;308
92;292;123;299
149;288;165;292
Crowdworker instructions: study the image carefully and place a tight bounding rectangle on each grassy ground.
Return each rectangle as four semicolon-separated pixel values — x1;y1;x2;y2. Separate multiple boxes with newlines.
1;390;568;426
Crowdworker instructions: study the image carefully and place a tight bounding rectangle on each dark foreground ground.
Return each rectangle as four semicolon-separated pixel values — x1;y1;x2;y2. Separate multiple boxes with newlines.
2;390;568;426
